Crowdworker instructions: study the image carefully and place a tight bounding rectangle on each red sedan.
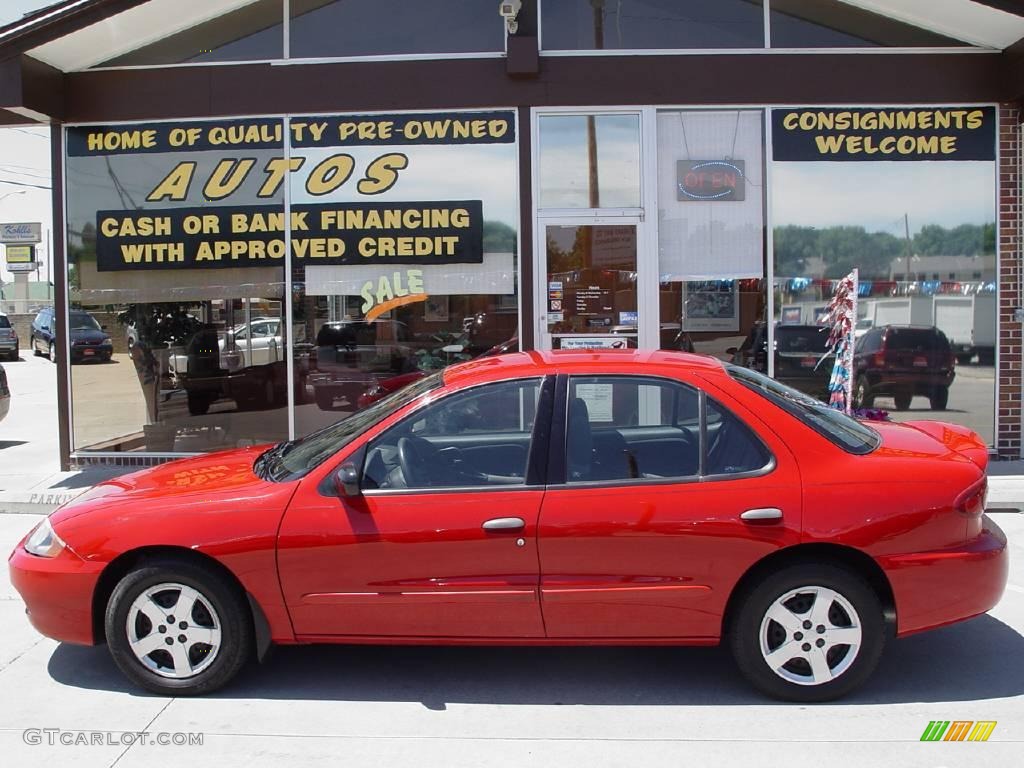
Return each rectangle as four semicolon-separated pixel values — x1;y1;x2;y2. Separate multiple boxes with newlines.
9;350;1007;701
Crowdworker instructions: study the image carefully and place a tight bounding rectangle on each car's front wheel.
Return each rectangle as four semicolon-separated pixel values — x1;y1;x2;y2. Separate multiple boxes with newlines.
730;564;885;702
48;342;57;363
105;559;253;696
854;376;873;408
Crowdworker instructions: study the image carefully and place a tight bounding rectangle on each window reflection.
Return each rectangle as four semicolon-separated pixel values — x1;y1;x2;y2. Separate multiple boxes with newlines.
543;0;765;51
289;0;504;58
538;114;641;209
66;125;289;453
771;160;996;442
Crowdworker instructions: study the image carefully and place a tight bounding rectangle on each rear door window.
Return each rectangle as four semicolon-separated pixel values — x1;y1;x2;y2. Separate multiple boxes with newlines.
564;375;771;483
885;327;948;352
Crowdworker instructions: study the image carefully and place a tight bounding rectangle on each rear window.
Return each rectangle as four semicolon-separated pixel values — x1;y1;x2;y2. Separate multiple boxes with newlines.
885;327;949;352
0;316;10;328
728;365;880;455
776;326;830;353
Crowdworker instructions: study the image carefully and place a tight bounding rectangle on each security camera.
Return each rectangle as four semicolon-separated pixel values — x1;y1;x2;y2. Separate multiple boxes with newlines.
499;0;522;35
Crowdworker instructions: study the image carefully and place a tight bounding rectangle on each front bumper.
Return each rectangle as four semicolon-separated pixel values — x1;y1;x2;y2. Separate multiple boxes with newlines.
8;537;105;646
879;514;1008;637
70;345;112;361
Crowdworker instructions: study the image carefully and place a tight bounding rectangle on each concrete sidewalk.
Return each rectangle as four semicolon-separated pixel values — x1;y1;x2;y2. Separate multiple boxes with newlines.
1;458;1024;515
0;466;129;514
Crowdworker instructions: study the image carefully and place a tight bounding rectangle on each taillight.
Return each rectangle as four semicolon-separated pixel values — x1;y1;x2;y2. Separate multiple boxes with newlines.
872;352;885;367
955;479;987;517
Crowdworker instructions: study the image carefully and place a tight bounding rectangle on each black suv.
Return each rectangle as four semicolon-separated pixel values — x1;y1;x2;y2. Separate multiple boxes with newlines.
729;322;834;401
31;307;113;363
853;325;955;410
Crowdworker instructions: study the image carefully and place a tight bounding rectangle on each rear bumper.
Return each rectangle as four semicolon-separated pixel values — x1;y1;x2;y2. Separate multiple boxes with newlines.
879;515;1008;637
8;539;104;646
0;339;17;351
864;371;955;394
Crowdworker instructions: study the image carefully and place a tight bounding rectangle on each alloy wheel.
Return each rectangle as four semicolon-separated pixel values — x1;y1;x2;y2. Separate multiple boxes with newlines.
125;582;222;679
758;585;862;686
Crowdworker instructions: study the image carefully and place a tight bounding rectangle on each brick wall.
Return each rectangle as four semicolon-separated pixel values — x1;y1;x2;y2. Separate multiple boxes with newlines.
998;103;1022;458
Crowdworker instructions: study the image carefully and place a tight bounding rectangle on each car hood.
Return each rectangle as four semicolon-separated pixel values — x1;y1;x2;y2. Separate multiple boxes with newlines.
870;419;988;470
50;445;279;527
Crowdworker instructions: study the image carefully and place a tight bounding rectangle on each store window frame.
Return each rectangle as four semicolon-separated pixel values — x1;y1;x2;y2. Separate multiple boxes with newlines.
532;107;658;351
61;106;524;460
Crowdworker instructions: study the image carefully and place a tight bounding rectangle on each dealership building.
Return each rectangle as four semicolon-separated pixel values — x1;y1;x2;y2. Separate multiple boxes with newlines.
2;0;1024;469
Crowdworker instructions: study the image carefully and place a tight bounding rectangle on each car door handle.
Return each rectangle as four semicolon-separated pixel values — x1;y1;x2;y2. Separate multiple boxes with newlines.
482;517;525;531
740;508;783;522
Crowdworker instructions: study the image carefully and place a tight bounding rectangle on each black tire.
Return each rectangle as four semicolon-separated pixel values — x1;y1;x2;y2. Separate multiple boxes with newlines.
854;376;873;408
31;336;41;357
729;563;885;702
956;353;973;365
48;342;57;364
893;392;912;410
187;391;212;416
978;350;995;366
105;558;253;696
315;389;338;411
929;386;949;411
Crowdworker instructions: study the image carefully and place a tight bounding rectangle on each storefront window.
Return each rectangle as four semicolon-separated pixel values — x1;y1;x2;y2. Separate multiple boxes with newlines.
544;224;638;345
656;110;766;358
542;0;765;51
538;114;641;209
289;0;504;59
286;111;520;437
66;119;288;453
97;0;284;67
770;107;996;442
769;0;969;48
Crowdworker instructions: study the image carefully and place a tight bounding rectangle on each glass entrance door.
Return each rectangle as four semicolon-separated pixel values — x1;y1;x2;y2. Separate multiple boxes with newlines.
540;222;640;350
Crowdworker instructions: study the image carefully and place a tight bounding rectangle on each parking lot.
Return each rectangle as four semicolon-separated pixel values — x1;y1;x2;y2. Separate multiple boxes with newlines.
0;509;1022;767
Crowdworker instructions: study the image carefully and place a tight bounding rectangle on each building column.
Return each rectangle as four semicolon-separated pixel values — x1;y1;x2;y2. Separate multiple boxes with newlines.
998;102;1022;458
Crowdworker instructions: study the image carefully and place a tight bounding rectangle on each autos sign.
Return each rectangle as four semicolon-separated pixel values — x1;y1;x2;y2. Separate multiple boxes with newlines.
0;222;42;244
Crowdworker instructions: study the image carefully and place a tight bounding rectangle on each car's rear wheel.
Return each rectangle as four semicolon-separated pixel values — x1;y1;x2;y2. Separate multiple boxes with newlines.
315;389;338;411
187;391;213;416
730;564;885;702
893;392;912;410
854;376;873;408
929;386;949;411
105;559;252;696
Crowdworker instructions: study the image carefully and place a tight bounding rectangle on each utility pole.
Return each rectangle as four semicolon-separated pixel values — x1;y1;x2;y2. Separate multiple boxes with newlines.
903;213;912;293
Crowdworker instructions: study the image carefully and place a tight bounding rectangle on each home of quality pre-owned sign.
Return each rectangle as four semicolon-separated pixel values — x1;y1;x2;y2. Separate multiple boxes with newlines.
772;107;995;161
77;111;514;272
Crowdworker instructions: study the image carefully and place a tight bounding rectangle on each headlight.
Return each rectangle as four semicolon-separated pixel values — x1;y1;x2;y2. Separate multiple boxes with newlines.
24;518;66;558
101;337;112;345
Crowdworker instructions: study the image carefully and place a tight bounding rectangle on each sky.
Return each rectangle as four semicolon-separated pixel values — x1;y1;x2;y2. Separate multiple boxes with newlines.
0;0;55;27
0;2;57;283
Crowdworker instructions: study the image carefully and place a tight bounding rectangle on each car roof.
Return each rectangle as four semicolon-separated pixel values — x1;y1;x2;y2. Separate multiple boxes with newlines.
442;349;726;388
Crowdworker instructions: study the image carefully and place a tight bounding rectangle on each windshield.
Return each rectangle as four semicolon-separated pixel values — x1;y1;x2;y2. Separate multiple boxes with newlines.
257;371;444;481
776;326;830;354
728;365;880;455
70;312;101;331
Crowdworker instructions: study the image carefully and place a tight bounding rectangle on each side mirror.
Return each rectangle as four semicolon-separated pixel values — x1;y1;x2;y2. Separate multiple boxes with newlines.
332;463;361;497
101;324;109;331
